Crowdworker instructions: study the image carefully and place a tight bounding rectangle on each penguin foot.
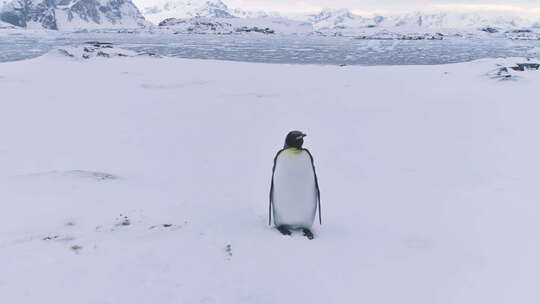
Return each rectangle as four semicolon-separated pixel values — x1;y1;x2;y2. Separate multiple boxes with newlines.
277;226;292;236
303;228;314;240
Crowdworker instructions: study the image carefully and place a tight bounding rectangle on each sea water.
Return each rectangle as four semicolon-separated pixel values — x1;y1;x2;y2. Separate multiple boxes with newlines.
1;32;539;65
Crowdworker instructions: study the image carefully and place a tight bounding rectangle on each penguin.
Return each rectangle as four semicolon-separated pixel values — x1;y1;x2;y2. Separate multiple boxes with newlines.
269;131;321;239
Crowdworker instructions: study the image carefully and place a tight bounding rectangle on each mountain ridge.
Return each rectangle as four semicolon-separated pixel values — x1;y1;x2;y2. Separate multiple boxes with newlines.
2;0;540;32
139;1;540;30
0;0;149;30
140;0;232;24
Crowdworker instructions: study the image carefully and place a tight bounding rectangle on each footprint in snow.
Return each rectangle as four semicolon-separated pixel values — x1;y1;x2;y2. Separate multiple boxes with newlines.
404;238;434;250
140;81;211;90
148;223;184;231
63;170;117;181
149;223;171;229
71;245;82;254
114;214;131;227
43;235;75;242
24;170;118;181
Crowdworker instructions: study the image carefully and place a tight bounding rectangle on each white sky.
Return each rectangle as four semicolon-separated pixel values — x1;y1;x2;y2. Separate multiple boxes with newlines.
224;0;540;16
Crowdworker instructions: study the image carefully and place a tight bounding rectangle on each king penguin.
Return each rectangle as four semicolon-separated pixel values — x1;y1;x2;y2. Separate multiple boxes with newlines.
269;131;321;239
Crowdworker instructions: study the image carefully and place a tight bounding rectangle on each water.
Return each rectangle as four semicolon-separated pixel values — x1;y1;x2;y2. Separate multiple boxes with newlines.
1;32;540;65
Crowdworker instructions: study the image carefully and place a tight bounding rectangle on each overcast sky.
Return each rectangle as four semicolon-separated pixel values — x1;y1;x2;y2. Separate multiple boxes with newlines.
224;0;540;16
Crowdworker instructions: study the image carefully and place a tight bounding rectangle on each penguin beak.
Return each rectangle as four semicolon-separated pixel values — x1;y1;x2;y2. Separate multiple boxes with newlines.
296;134;307;140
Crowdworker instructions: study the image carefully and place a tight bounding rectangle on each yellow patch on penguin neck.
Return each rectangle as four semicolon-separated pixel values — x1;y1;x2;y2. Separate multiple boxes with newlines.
286;147;301;151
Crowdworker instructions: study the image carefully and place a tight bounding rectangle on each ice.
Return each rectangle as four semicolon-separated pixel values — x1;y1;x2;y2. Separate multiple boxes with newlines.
527;46;540;54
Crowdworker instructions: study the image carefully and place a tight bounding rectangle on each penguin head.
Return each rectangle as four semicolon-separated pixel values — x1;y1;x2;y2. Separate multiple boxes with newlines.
284;131;307;149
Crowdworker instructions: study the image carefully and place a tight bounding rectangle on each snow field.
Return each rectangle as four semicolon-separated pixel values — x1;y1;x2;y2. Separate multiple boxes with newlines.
1;53;540;303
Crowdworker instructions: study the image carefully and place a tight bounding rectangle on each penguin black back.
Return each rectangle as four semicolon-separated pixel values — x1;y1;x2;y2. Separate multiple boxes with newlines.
284;131;307;149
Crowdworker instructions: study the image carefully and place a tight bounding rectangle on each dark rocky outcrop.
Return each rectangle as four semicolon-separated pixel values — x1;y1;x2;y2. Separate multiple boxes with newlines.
510;63;540;71
480;27;498;33
159;17;233;34
489;61;540;80
235;26;274;34
51;42;162;59
355;31;444;40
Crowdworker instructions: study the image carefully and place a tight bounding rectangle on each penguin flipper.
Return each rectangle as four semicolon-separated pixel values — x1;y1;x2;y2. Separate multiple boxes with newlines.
303;149;322;225
269;149;286;226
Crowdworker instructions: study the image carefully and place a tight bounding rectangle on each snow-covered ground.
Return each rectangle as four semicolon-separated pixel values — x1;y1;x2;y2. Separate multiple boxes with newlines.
1;46;540;303
0;20;16;29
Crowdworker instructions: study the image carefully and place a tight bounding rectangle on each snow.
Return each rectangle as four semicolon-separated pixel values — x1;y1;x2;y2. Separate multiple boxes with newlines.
305;8;374;30
0;0;149;30
1;0;540;34
54;7;147;32
377;12;533;29
45;43;159;59
300;10;540;36
1;48;540;303
158;16;313;34
53;1;151;31
0;20;16;29
130;0;540;33
138;0;232;24
2;0;540;35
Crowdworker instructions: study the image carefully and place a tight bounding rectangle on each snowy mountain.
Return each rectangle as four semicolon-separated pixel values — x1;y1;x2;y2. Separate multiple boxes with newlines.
230;8;282;19
0;0;148;30
158;16;312;34
140;0;233;24
6;0;531;34
294;9;537;32
377;12;533;29
140;0;312;34
158;17;234;33
306;8;375;30
133;0;540;34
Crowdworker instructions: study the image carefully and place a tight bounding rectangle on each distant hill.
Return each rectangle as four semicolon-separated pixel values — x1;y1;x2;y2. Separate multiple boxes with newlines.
140;0;233;24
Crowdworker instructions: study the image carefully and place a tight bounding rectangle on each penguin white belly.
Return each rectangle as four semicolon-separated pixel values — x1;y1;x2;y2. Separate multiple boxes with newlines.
272;149;317;229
